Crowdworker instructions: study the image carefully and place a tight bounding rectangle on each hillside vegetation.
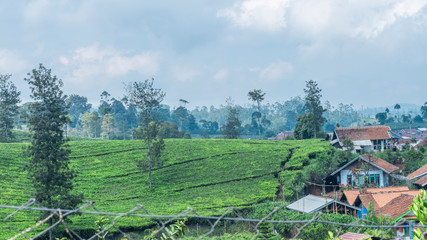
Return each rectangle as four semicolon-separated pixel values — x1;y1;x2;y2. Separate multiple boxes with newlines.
0;139;331;238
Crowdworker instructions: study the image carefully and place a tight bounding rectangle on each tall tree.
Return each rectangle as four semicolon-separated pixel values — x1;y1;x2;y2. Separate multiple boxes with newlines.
421;102;427;122
222;103;241;139
25;64;82;239
81;111;101;138
302;80;326;138
394;104;401;122
101;113;114;139
0;74;21;142
66;94;92;136
127;78;166;188
248;89;266;139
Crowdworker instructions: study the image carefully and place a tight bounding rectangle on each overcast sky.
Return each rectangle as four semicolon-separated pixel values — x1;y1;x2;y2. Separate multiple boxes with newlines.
1;0;427;109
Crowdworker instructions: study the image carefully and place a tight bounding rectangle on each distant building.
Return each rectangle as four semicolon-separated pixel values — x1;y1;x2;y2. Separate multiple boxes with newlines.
331;125;398;153
329;155;399;187
268;131;294;140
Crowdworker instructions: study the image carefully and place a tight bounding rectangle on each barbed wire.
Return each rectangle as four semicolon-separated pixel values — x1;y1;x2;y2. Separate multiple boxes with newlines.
0;198;425;240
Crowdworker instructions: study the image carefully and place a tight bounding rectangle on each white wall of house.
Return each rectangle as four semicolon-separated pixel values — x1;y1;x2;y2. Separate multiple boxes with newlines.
338;169;386;187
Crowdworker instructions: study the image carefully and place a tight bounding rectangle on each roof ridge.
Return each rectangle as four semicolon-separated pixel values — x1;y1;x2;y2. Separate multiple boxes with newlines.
336;125;389;130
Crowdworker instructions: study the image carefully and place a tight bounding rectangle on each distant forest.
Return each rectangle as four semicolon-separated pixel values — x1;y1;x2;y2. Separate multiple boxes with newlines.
12;89;426;140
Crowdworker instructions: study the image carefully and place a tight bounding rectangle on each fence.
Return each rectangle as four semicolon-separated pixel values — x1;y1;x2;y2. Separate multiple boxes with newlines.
0;198;425;240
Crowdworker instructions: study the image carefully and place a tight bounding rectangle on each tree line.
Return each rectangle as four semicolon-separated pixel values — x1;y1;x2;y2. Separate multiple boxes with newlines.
3;68;427;144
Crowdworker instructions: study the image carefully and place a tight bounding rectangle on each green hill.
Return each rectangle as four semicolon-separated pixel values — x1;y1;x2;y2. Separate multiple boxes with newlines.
0;139;331;238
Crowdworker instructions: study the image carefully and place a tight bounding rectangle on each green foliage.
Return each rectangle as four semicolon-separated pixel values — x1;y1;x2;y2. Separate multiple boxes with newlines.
249;202;358;240
294;114;314;139
402;149;426;175
342;139;354;152
145;219;187;240
297;80;326;139
222;106;241;139
256;222;282;239
0;139;332;238
411;189;427;240
248;89;266;139
25;64;83;217
375;112;387;124
127;78;166;188
180;232;256;239
364;202;394;238
95;216;110;240
0;74;21;142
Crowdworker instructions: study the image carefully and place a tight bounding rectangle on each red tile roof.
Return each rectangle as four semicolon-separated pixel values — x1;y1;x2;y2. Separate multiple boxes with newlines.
358;190;419;219
361;155;399;174
343;187;409;206
335;125;393;141
342;190;360;205
339;232;374;240
377;195;416;219
364;186;409;193
407;163;427;179
417;138;427;147
414;174;427;186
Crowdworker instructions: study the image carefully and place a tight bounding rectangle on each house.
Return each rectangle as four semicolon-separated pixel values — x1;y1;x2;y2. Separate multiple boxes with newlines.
286;194;360;216
407;163;427;189
331;125;398;153
355;189;419;240
329;155;399;187
341;186;410;206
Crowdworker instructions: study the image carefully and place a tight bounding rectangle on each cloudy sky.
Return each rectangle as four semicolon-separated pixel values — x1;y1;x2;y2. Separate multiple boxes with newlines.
1;0;427;109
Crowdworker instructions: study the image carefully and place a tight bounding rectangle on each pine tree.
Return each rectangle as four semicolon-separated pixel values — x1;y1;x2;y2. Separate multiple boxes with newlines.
0;74;20;142
222;105;241;139
295;80;326;139
25;64;83;239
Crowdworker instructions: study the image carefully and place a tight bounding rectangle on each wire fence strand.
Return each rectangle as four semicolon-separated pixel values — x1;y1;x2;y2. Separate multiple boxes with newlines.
0;198;424;239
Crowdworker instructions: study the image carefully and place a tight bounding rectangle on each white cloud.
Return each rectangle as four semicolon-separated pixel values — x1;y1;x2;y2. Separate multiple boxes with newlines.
213;68;229;82
172;66;199;82
287;0;427;39
23;0;90;23
218;0;427;41
60;45;159;85
217;0;290;32
352;0;427;38
0;50;29;73
258;61;294;81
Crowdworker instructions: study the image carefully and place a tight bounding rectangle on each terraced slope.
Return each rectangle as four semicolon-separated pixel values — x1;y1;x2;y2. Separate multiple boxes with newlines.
0;139;331;238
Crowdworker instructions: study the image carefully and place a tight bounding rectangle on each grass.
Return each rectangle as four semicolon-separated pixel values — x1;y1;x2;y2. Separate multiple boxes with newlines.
0;138;331;238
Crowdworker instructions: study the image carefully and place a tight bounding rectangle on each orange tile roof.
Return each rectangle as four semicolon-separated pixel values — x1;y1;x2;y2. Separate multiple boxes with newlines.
377;195;416;219
335;125;393;141
361;155;399;173
414;174;427;186
359;190;419;218
407;163;427;179
343;190;360;205
364;186;409;194
343;187;409;206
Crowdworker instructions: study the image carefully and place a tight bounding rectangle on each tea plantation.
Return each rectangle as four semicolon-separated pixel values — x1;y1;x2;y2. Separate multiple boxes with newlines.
0;138;331;238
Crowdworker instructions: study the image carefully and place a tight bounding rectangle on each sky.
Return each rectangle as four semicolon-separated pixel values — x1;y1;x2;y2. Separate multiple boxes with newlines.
1;0;427;110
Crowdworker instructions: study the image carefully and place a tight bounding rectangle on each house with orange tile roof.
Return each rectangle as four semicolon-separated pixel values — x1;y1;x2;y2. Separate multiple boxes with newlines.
353;189;420;240
331;125;398;153
407;163;427;188
329;155;399;187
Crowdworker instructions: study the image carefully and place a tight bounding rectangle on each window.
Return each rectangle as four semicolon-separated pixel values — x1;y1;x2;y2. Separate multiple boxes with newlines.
367;174;380;186
347;175;352;185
